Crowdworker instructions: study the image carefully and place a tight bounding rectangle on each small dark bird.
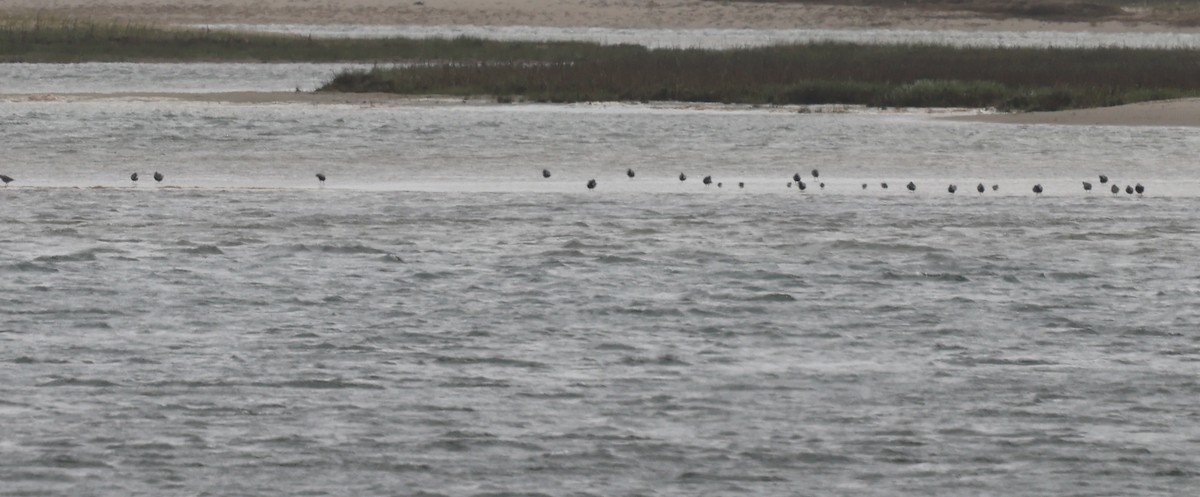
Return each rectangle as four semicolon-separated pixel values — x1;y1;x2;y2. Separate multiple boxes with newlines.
1111;184;1120;194
881;182;889;189
977;183;985;193
787;182;792;188
542;169;551;178
1135;183;1144;195
738;182;745;189
906;181;916;192
797;180;807;191
703;175;713;186
679;173;687;182
1033;184;1043;195
627;168;635;179
717;182;723;188
0;174;13;187
154;171;163;183
948;184;957;194
316;173;326;185
587;179;597;190
131;172;139;183
992;185;999;191
1099;174;1108;184
793;173;802;183
819;182;825;190
1125;185;1134;195
1082;181;1092;191
862;183;868;190
812;169;820;180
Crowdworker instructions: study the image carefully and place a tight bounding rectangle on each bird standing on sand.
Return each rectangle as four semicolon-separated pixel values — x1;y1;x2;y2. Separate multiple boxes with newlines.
948;184;957;194
1125;185;1134;194
1135;183;1145;195
881;182;889;189
0;174;13;187
793;173;802;183
153;171;164;183
316;173;326;185
738;182;745;189
862;183;868;190
1111;184;1119;195
679;173;687;182
130;172;139;184
977;183;985;194
587;179;597;190
1033;184;1043;195
1083;181;1092;191
627;168;635;179
797;180;807;191
991;185;999;191
906;181;916;192
542;169;551;178
703;175;712;186
1099;174;1108;184
812;169;820;181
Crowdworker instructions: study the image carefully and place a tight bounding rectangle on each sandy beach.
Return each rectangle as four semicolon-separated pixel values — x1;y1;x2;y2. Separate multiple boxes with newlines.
4;0;1200;126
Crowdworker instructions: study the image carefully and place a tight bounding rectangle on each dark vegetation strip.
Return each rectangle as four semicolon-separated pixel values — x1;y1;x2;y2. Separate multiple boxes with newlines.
711;0;1200;26
320;43;1200;111
4;16;1200;111
0;17;633;62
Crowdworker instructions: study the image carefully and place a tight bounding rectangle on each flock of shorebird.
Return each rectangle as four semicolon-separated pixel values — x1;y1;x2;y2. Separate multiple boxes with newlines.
554;168;1147;196
0;170;1146;195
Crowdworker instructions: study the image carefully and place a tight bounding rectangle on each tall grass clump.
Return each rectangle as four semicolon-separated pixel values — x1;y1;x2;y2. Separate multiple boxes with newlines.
320;42;1200;111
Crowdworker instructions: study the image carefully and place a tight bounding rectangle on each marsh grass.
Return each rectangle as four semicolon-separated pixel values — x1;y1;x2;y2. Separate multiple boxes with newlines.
321;43;1200;111
0;16;639;62
713;0;1200;24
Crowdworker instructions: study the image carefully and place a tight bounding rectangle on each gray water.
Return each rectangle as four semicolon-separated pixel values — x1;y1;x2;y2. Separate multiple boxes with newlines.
203;23;1200;49
2;78;1200;495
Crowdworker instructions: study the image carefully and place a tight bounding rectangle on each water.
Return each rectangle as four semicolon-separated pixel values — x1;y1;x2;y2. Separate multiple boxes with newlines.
3;68;1200;495
0;63;371;94
203;23;1200;49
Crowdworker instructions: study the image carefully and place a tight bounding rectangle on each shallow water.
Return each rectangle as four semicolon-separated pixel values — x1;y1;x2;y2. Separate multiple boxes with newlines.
2;86;1199;496
0;63;372;94
204;23;1200;49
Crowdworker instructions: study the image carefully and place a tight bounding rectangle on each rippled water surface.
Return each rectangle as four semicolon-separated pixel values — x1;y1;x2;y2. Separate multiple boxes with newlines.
2;84;1200;496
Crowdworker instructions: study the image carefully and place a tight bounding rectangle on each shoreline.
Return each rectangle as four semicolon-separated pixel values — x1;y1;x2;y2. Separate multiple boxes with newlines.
2;0;1199;33
5;92;1200;127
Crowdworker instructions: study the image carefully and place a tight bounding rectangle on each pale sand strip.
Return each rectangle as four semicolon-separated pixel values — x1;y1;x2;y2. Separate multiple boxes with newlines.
947;99;1200;127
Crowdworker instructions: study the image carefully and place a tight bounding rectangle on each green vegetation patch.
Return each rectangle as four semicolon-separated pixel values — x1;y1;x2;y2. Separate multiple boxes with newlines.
320;43;1200;111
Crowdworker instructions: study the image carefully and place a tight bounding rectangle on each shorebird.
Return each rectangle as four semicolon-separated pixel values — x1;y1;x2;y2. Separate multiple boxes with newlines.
991;184;999;191
316;173;326;185
976;183;985;194
819;182;825;190
797;180;807;191
1082;181;1092;191
1099;174;1108;184
153;171;163;183
787;182;792;188
587;179;597;190
862;183;868;190
1125;185;1134;195
542;169;551;178
906;181;916;192
881;182;889;189
1033;184;1043;195
679;172;687;182
703;175;713;186
948;184;957;194
1111;184;1120;195
738;182;745;189
627;168;635;179
793;173;802;183
811;169;820;181
130;173;139;184
1135;183;1145;195
0;174;13;187
717;182;723;188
